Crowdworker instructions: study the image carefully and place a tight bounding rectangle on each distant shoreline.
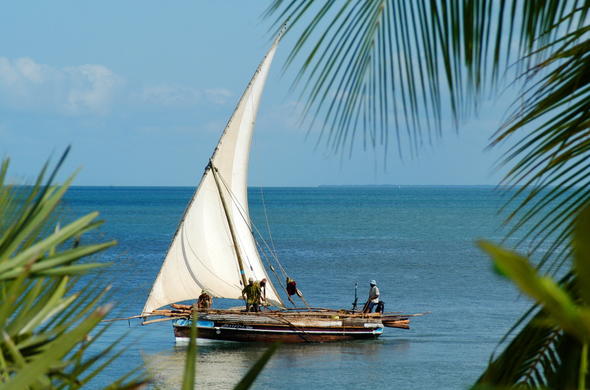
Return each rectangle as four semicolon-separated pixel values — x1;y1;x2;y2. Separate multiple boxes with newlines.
316;184;497;188
59;184;502;189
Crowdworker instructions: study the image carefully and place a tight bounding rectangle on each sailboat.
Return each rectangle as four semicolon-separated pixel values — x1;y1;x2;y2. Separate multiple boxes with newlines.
140;30;422;343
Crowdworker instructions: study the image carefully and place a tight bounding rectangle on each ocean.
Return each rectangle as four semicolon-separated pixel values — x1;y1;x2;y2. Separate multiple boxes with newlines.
62;186;531;389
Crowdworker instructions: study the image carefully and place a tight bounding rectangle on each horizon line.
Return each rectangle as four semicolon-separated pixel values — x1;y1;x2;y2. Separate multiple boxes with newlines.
62;184;502;188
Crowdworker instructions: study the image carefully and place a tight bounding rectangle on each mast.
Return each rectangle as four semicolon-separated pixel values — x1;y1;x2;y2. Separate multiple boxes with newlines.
210;163;248;288
142;28;286;314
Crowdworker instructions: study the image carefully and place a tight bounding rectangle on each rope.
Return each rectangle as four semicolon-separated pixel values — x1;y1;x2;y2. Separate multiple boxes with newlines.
271;313;313;343
215;171;311;307
257;189;305;308
259;187;279;257
255;240;296;308
216;172;290;279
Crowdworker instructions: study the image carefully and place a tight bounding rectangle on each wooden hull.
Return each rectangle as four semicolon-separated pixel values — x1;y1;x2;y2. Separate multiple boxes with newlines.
173;322;383;343
157;307;418;344
170;309;395;343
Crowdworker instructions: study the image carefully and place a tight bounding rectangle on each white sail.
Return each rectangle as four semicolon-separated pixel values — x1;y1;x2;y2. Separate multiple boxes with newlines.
143;34;284;314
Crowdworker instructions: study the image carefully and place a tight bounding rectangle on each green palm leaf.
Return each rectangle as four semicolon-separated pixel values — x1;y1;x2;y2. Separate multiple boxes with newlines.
266;1;586;154
473;309;580;389
266;2;590;388
495;24;590;271
475;203;590;388
233;344;278;390
0;151;146;388
266;0;590;269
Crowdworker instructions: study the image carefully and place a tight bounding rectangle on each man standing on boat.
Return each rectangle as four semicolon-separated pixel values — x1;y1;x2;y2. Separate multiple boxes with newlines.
242;277;261;312
257;278;267;306
363;280;380;313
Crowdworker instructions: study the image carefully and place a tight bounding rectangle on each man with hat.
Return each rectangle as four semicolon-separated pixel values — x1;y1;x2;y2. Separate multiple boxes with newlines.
196;289;213;309
242;277;262;312
363;280;380;313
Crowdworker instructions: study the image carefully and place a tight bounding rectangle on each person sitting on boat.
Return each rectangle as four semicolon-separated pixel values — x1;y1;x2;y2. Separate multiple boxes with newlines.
363;280;380;313
196;290;212;309
257;278;267;305
242;277;261;312
286;277;299;304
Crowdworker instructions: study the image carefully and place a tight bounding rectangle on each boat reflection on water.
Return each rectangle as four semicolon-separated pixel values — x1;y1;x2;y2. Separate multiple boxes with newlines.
143;337;411;389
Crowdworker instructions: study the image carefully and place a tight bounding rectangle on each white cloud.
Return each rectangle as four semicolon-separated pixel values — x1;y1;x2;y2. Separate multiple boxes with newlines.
63;64;122;115
0;57;233;116
204;88;232;104
139;84;201;107
137;85;232;107
0;57;123;115
257;100;305;133
136;124;200;134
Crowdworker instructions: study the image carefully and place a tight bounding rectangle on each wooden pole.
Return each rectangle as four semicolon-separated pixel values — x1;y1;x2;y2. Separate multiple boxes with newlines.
142;317;180;325
210;163;249;288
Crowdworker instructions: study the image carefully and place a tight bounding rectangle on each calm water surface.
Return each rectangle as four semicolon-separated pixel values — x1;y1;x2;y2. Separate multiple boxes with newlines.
63;186;530;389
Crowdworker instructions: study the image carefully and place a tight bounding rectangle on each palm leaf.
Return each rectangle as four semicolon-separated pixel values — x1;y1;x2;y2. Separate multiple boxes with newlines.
474;275;586;389
233;343;279;390
265;1;586;155
266;7;590;388
181;315;197;390
475;203;590;388
266;1;590;271
493;21;590;270
3;305;109;389
0;152;146;388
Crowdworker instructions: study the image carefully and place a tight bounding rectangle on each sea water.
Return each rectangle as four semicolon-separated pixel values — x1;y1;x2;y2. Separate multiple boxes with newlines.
62;186;531;389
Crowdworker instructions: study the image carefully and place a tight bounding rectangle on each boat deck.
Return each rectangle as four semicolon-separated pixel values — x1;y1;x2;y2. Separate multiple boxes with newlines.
150;304;416;328
145;305;423;343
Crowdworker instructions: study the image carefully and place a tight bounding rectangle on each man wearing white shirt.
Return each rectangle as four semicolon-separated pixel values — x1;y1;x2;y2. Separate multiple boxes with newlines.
363;280;380;313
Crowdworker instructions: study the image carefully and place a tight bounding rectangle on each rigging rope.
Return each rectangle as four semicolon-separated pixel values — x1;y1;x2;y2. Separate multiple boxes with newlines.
217;172;289;278
214;169;310;307
257;188;303;308
255;239;296;307
260;187;279;257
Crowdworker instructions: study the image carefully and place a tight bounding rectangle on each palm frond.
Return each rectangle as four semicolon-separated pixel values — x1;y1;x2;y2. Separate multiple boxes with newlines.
181;316;197;390
0;152;146;388
266;1;590;273
233;343;279;390
474;316;582;390
474;269;587;389
265;0;586;157
494;17;590;270
475;203;590;388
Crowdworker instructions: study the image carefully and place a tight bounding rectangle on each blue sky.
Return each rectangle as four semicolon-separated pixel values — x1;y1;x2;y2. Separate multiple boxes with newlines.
0;1;511;186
